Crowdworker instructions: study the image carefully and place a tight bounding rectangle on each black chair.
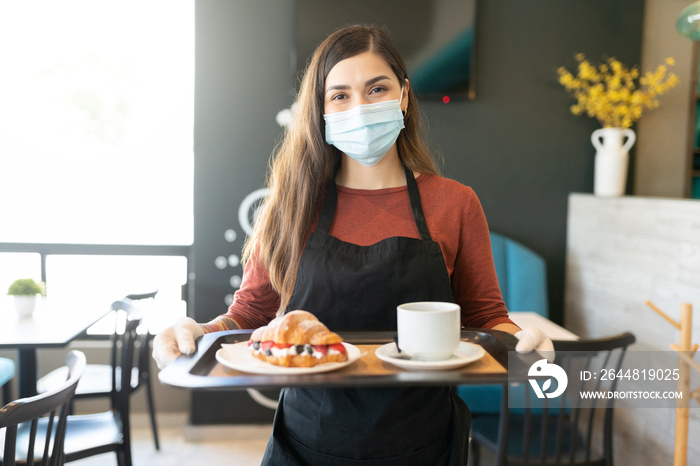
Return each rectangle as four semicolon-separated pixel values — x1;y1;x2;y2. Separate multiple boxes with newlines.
0;350;86;466
38;294;160;451
123;291;160;451
60;316;142;466
470;332;636;466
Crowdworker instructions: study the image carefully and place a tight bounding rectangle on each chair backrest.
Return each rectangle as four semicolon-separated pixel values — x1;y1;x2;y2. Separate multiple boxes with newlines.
0;351;86;466
122;291;158;394
106;300;143;398
123;290;158;301
489;231;548;317
498;332;636;466
111;317;141;440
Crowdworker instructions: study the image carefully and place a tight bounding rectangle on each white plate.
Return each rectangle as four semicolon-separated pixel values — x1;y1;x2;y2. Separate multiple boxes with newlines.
375;341;485;371
216;341;362;375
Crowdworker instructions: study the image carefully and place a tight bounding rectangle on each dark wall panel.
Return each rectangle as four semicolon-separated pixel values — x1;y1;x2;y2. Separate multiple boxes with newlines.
421;0;644;327
191;0;293;424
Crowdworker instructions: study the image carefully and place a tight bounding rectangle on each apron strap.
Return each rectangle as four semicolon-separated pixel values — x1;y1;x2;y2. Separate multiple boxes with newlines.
404;165;432;241
316;181;337;235
316;165;432;241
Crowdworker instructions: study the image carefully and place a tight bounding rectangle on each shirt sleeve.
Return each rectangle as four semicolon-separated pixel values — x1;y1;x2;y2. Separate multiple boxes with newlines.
453;189;514;329
222;253;280;329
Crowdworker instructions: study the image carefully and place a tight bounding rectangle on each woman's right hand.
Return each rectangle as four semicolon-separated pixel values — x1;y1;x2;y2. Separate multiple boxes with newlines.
152;317;205;369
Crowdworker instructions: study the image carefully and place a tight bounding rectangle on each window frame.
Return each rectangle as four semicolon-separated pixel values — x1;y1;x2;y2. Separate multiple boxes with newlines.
0;242;193;317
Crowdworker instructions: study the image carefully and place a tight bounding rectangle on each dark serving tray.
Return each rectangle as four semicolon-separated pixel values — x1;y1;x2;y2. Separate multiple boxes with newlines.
158;329;519;391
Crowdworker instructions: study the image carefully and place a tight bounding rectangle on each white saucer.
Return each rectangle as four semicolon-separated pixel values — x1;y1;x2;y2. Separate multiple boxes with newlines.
375;341;485;371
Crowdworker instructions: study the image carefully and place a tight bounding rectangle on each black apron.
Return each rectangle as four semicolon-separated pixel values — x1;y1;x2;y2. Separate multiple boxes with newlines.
261;166;470;465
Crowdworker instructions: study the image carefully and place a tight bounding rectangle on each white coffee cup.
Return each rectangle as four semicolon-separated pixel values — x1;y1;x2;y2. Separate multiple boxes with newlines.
396;301;461;361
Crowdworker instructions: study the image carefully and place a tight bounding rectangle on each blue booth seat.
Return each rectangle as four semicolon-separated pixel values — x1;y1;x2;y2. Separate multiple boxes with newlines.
0;357;15;403
488;231;548;317
458;231;548;414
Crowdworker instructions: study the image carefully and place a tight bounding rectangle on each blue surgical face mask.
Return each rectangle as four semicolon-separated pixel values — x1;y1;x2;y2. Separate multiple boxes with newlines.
323;98;405;167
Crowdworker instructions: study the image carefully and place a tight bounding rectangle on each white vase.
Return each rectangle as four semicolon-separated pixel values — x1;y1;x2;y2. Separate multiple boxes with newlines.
14;295;37;318
591;127;636;197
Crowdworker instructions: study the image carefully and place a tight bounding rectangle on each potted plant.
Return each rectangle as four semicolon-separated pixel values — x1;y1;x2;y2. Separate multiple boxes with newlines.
557;54;679;196
7;278;45;318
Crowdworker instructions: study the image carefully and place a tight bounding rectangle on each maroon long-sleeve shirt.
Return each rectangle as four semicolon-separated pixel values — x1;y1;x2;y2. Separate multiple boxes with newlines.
224;174;513;330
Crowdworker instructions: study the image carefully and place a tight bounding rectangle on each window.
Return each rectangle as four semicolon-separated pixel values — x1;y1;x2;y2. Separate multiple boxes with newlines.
0;0;194;245
46;254;187;333
0;1;194;324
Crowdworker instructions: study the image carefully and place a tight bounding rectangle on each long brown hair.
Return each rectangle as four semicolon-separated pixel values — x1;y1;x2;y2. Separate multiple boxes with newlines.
242;25;440;313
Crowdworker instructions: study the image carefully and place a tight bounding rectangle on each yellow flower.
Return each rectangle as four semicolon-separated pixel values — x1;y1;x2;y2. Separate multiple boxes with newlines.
557;54;679;128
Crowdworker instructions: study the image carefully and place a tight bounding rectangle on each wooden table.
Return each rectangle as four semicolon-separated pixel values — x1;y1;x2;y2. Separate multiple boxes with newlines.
0;297;112;397
509;312;579;341
159;329;520;391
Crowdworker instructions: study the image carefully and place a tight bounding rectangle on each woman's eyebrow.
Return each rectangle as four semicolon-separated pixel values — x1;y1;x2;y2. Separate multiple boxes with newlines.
365;75;392;86
325;75;392;94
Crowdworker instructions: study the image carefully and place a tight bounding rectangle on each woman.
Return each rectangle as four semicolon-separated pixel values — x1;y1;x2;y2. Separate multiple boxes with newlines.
154;24;552;465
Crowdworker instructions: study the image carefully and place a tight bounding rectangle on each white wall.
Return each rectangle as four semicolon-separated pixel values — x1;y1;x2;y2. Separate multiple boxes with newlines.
565;193;700;465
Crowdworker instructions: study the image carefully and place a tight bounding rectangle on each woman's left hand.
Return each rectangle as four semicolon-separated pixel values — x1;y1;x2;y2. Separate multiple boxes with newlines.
515;327;554;361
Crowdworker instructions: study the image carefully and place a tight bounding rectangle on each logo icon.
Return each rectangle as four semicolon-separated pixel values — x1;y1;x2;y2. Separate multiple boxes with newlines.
528;358;568;399
238;188;270;236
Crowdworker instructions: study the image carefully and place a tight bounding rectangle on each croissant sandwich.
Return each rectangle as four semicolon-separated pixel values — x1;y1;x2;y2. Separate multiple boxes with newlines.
247;310;348;367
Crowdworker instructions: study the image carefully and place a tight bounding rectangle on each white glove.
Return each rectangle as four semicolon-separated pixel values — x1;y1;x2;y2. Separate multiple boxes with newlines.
152;317;205;369
515;327;555;362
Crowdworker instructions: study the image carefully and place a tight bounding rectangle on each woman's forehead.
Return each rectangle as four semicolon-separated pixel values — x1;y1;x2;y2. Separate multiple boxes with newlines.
325;51;397;88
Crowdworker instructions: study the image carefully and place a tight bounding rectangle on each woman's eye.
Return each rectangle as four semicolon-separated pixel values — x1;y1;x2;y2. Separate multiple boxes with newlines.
370;86;387;94
331;93;347;101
